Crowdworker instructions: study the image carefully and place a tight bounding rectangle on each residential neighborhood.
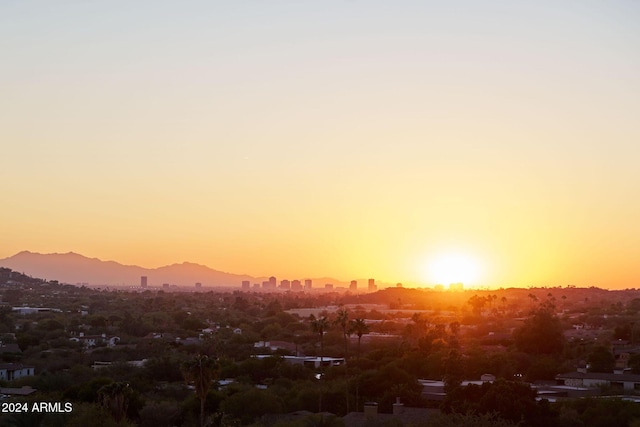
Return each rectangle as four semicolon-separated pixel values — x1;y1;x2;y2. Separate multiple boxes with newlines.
1;266;640;425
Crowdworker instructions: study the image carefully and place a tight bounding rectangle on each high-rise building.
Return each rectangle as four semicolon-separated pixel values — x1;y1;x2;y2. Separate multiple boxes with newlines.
449;282;464;292
350;280;357;291
280;280;291;290
368;278;377;292
291;280;302;291
195;282;202;288
242;280;251;289
140;276;148;288
162;283;169;289
269;276;277;288
304;279;312;289
325;283;334;290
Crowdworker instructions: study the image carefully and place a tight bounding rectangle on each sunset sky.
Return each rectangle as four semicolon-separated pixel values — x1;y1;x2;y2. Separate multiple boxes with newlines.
2;1;639;289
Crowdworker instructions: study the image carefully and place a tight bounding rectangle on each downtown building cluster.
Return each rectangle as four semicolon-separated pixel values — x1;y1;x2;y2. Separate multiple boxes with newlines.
240;277;379;292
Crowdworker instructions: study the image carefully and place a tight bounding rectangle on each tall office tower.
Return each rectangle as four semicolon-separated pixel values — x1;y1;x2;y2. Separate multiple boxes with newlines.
241;280;251;289
162;283;169;289
449;282;464;292
140;276;148;288
280;280;291;290
195;282;202;288
262;281;269;288
368;278;377;292
291;280;302;290
304;279;312;289
269;276;277;288
350;280;357;291
325;283;334;290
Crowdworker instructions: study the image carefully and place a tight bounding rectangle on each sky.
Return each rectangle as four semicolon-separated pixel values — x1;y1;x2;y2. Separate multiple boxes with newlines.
1;1;639;289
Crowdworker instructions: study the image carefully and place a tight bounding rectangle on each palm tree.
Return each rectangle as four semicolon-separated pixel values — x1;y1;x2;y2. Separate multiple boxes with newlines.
333;308;350;413
349;318;369;412
334;308;350;358
309;314;330;368
349;318;369;361
98;381;132;423
181;354;220;427
309;314;330;412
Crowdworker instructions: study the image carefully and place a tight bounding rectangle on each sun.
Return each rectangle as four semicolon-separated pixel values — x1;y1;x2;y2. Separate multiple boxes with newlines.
423;252;482;286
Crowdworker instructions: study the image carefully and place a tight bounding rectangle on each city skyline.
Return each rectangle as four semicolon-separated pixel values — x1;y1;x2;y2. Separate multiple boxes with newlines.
0;249;398;290
2;1;639;289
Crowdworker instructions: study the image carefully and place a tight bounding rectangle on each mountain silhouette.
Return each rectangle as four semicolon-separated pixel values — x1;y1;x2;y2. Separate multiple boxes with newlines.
0;251;260;287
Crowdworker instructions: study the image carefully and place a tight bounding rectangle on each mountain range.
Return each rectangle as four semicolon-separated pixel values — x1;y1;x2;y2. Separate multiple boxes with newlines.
0;251;352;288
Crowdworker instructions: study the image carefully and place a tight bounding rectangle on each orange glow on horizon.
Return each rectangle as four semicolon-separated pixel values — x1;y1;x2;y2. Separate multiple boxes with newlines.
421;251;483;288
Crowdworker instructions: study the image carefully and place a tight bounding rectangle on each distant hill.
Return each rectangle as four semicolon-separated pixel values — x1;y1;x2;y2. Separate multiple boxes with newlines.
0;251;260;288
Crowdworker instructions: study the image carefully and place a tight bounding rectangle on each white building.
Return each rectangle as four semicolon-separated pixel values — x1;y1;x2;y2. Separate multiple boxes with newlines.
0;363;35;381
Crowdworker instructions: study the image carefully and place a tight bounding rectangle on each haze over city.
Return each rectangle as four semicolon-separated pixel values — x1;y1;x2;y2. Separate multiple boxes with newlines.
2;1;639;289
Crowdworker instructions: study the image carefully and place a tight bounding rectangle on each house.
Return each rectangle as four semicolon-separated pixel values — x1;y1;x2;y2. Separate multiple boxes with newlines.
0;363;35;381
69;333;119;349
254;340;299;354
253;355;345;368
556;371;640;391
611;342;640;369
142;332;179;343
0;343;22;355
176;337;201;346
343;400;440;427
420;376;495;401
11;307;62;315
0;386;36;397
92;360;147;369
532;383;598;400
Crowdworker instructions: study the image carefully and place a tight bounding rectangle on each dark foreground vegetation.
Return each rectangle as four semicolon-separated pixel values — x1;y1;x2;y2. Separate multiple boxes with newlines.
2;267;640;426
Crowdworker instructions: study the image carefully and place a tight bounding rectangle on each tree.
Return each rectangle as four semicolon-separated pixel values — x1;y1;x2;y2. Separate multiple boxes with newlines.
349;318;369;360
588;346;615;373
143;356;184;382
558;397;640;427
449;321;460;338
334;308;350;358
528;293;539;309
219;387;284;424
513;305;564;355
309;315;330;366
614;324;632;341
181;354;220;427
443;347;464;392
137;401;180;427
333;307;350;413
421;412;520;427
349;318;369;412
629;353;640;374
309;315;330;412
66;402;136;427
442;379;549;426
501;296;507;313
98;382;133;424
467;295;488;316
